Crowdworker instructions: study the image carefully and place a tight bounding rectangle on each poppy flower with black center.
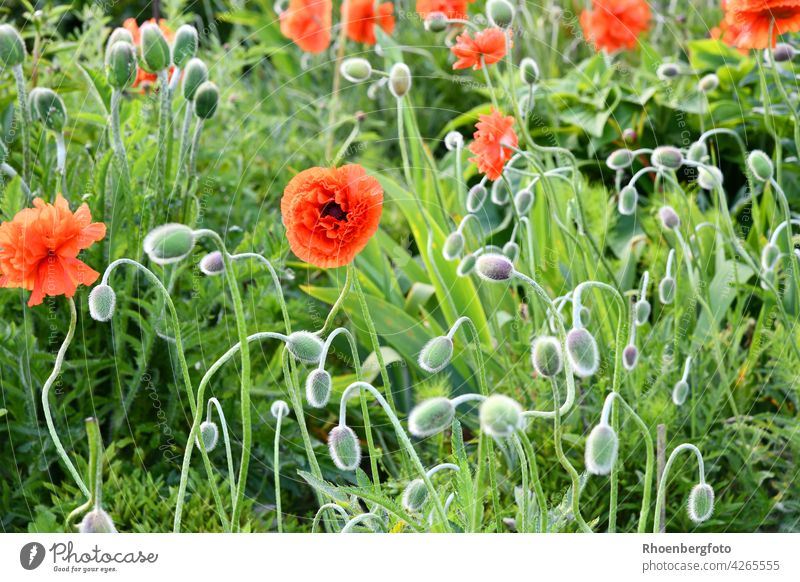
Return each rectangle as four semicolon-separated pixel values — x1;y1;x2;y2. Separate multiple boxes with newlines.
723;0;800;49
281;165;383;268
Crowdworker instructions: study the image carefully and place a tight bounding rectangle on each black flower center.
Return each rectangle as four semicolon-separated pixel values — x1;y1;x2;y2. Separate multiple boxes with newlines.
321;200;347;221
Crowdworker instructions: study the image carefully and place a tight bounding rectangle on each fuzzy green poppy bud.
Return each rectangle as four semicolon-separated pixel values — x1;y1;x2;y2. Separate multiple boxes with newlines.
106;27;134;53
287;331;324;364
172;24;198;68
0;24;25;70
88;284;117;322
193;81;219;119
658;205;680;229
139;21;170;73
475;253;514;282
143;223;196;265
623;345;639;370
761;243;781;271
585;424;618;475
328;425;361;471
271;400;290;419
424;11;449;32
408;397;455;437
340;57;372;82
444;131;463;151
687;483;715;523
79;508;117;533
686;141;707;163
182;58;208;100
502;241;519;262
305;369;333;408
565;327;599;378
105;41;138;90
457;254;477;277
479;394;523;438
634;299;651;325
672;379;689;405
651;146;683;170
697;166;723;190
443;231;465;260
198;251;225;276
467;184;488;212
514;188;534;214
747;150;773;182
659;277;676;304
29;88;67;132
772;43;796;62
487;0;515;28
656;63;680;81
531;336;563;378
402;478;428;511
698;73;719;93
418;336;454;373
519;57;540;85
618;185;638;216
388;63;412;98
198;420;219;452
606;148;635;170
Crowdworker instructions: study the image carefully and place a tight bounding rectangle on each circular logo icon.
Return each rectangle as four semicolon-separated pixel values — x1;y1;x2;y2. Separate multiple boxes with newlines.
20;542;46;570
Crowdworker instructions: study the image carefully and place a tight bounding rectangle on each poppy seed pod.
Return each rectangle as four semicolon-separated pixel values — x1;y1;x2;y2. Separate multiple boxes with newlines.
328;425;361;471
772;43;796;62
514;188;534;214
698;73;719;93
659;277;676;304
519;57;540;85
687;483;715;523
29;88;67;133
457;253;477;277
105;41;137;90
656;62;680;81
79;508;117;533
585;424;618;475
467;184;488;212
443;231;465;260
198;420;219;452
0;24;25;70
424;11;449;32
634;299;651;326
305;368;333;408
487;0;515;28
747;150;774;182
286;331;324;365
388;63;412;98
502;241;519;262
672;379;689;405
182;58;208;100
193;81;219;119
622;344;639;371
651;146;683;170
761;243;781;271
618;185;638;215
88;284;117;322
475;253;514;282
697;166;723;190
531;335;563;378
402;478;428;511
340;57;372;82
172;24;199;69
479;394;523;438
606;148;635;170
408;397;456;437
270;399;290;419
418;336;454;373
686;141;707;163
198;251;225;276
565;327;600;378
143;223;196;265
139;22;171;73
658;205;681;229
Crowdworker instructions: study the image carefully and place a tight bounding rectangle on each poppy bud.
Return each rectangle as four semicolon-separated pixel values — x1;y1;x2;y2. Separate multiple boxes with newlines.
340;57;372;82
457;253;477;276
418;336;454;373
29;88;67;132
139;21;171;73
622;128;637;142
686;141;707;163
514;187;534;214
772;43;796;62
502;241;519;262
659;277;676;304
698;73;719;93
0;24;25;70
761;243;780;271
198;250;225;276
105;41;137;90
565;327;600;378
606;148;635;170
444;130;463;151
424;12;449;32
687;483;715;523
305;369;333;408
287;331;324;364
198;420;219;452
328;425;361;471
172;24;198;69
531;336;563;377
79;508;117;533
697;166;722;191
658;205;680;229
479;394;523;437
475;253;514;282
747;150;774;182
143;223;196;265
467;184;488;212
672;379;689;405
656;63;680;81
651;146;683;170
88;284;117;322
634;299;651;325
270;399;290;419
106;27;134;53
585;424;618;475
182;58;208;100
487;0;515;28
623;344;639;371
443;231;465;260
193;81;219;119
618;185;638;216
402;479;428;511
519;57;539;85
388;63;412;98
408;397;456;437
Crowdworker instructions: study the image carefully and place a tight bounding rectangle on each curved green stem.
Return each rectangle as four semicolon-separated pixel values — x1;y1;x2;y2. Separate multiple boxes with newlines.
653;443;706;533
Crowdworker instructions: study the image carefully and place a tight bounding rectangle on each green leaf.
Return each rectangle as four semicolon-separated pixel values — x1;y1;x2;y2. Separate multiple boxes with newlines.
688;39;745;71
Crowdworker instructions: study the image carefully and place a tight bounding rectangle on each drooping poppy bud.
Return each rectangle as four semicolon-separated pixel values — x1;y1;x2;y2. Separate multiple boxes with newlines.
408;397;456;438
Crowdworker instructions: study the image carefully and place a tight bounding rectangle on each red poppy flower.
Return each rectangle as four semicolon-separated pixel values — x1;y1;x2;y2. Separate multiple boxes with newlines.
122;18;175;88
579;0;651;53
341;0;396;45
451;27;509;70
280;0;333;53
281;165;383;268
0;195;106;307
416;0;469;20
468;109;518;181
722;0;800;49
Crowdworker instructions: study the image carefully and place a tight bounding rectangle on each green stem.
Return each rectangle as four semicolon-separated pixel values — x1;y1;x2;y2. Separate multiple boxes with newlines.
12;64;31;183
156;69;170;201
518;430;548;533
653;443;706;533
274;409;285;532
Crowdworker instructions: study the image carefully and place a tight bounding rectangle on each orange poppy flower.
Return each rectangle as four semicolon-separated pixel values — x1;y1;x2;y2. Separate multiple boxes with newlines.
722;0;800;49
0;195;106;307
416;0;469;20
468;109;518;181
280;0;333;53
341;0;396;45
451;27;509;70
121;18;175;88
711;1;748;53
281;165;383;268
579;0;651;53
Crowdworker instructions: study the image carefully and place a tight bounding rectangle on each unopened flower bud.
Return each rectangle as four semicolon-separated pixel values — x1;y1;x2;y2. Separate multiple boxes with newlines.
514;188;534;214
271;399;290;419
193;81;219;119
698;73;719;93
656;63;681;81
408;397;455;437
623;344;639;370
634;299;651;325
287;331;324;364
418;336;454;373
424;11;449;32
182;58;208;100
606;148;635;170
761;243;780;271
585;424;618;475
659;277;676;304
772;43;796;62
618;185;638;215
402;478;428;511
487;0;515;28
79;508;117;533
686;141;707;163
658;205;680;229
697;166;722;190
531;336;563;377
88;284;117;322
172;24;199;68
622;128;637;143
479;394;523;437
341;57;372;82
747;150;773;182
106;27;134;53
565;327;600;378
651;146;683;170
143;223;196;265
467;184;488;212
139;22;170;73
672;379;689;405
305;369;333;408
388;63;412;98
475;253;514;282
29;88;67;132
443;131;463;152
198;420;219;451
0;24;25;70
457;253;477;276
687;483;715;523
443;231;465;260
519;57;539;85
105;41;137;90
199;251;225;276
328;425;361;471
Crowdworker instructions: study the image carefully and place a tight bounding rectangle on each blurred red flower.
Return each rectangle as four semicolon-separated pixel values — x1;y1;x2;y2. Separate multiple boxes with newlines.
579;0;651;53
469;109;518;181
